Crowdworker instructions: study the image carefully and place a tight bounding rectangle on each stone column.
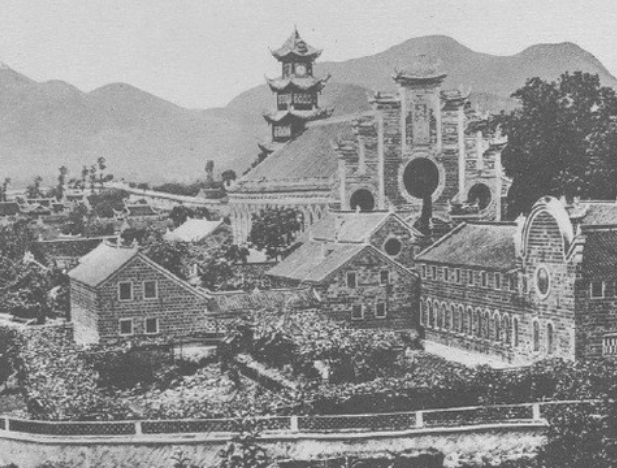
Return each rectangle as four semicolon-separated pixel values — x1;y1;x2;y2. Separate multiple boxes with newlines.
458;107;466;198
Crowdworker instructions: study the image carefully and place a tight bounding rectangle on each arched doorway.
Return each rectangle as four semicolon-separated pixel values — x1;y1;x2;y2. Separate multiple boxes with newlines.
403;158;439;199
350;189;375;212
467;183;492;210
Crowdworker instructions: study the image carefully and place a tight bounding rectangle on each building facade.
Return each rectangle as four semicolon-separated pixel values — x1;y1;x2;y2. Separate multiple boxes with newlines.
416;196;617;363
229;31;510;243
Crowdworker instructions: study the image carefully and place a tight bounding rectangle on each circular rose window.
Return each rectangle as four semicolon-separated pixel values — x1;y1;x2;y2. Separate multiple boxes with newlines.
536;266;550;298
384;238;402;256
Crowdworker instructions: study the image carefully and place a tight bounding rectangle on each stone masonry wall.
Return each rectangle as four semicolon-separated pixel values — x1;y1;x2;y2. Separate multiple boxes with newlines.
95;257;211;343
318;249;417;329
70;281;100;345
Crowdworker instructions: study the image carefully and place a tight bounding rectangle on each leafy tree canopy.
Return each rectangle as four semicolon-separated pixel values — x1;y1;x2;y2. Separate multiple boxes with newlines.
497;71;617;217
249;208;303;260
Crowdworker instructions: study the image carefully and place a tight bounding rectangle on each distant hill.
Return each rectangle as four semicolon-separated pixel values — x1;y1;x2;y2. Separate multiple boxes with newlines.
1;35;616;186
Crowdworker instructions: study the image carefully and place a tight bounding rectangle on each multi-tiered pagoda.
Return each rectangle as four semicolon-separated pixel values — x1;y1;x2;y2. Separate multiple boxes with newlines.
260;29;333;153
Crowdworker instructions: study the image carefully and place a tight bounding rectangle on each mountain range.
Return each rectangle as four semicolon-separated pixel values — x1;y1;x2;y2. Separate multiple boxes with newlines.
1;35;616;187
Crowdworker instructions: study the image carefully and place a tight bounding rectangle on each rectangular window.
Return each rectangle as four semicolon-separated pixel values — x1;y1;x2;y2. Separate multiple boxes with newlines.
481;271;487;287
421;265;427;279
347;272;357;288
603;335;617;355
277;93;291;109
468;270;474;285
351;304;363;320
591;281;605;299
455;268;461;284
380;270;390;285
273;125;291;138
510;275;518;292
119;319;133;336
293;93;313;105
494;273;501;290
143;280;158;299
145;318;159;334
444;268;450;282
118;282;133;301
431;266;437;279
375;302;387;319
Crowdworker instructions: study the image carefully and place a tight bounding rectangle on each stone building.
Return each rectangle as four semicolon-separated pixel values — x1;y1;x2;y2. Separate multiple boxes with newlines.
68;241;324;346
228;30;510;243
416;196;617;363
267;237;419;330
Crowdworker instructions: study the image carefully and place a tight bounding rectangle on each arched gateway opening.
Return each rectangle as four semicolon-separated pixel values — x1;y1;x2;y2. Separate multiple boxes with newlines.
350;189;375;212
403;158;439;199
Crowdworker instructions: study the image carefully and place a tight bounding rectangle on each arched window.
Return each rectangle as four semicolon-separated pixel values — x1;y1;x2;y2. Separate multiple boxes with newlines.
466;308;473;335
441;303;447;330
513;317;520;347
547;322;555;355
428;301;434;328
494;312;501;342
419;301;424;326
475;309;482;338
533;321;540;352
455;306;462;333
484;310;491;339
445;304;451;331
503;314;511;345
435;304;441;330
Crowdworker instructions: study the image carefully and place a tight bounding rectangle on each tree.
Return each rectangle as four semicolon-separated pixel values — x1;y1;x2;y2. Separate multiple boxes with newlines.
497;71;617;217
249;208;303;260
26;175;43;199
56;166;68;201
205;160;215;186
0;178;10;202
217;415;270;468
140;229;190;279
169;205;195;228
222;170;237;187
62;203;89;236
197;247;234;290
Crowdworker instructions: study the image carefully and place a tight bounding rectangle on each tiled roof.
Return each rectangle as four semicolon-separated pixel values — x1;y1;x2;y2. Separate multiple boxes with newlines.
36;236;114;261
271;30;322;61
164;219;226;243
263;108;333;124
416;222;518;270
125;204;157;217
234;117;354;193
303;211;419;243
207;287;319;314
569;202;617;226
68;242;139;287
581;229;617;277
266;76;329;92
267;241;368;283
0;202;20;216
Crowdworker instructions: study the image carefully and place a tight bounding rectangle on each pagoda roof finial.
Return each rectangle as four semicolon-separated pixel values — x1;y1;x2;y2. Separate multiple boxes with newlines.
271;28;322;61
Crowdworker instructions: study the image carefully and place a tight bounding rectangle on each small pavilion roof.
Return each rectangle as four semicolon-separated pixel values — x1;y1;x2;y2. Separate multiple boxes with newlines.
271;29;322;61
263;107;333;124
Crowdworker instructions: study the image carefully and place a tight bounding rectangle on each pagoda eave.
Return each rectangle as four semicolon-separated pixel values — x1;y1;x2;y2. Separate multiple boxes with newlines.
263;107;334;124
266;75;330;93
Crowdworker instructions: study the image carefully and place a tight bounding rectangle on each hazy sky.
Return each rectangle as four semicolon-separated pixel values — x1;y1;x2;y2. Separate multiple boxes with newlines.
1;0;617;109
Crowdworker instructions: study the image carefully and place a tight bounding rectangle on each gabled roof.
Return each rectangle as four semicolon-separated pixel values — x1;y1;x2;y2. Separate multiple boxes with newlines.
233;117;355;193
68;242;139;287
416;222;518;271
164;219;226;243
581;228;617;278
207;287;319;315
271;30;322;61
125;204;157;217
303;211;422;243
0;202;20;216
267;241;414;284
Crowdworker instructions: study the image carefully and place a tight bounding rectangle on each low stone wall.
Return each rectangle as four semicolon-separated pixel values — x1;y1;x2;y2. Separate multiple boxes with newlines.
0;422;547;468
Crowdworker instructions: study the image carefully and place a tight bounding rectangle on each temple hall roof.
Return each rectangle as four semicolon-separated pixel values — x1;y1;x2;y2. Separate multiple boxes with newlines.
164;219;226;243
416;222;518;271
233;116;355;194
271;30;322;61
568;201;617;226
